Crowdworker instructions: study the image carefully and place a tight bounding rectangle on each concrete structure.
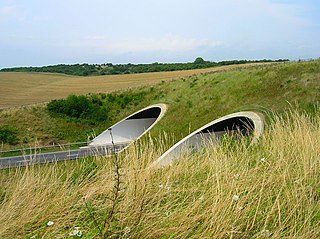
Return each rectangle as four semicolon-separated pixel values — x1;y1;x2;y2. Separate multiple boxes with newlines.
87;104;167;153
151;111;264;168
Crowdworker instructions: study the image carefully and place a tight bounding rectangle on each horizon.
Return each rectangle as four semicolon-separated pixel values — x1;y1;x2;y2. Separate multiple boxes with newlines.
1;0;319;69
0;57;293;70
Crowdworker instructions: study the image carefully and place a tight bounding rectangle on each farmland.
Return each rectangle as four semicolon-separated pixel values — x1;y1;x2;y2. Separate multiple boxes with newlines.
0;63;273;109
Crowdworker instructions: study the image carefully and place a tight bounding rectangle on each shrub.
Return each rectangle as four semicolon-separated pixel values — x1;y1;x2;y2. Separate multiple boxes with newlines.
0;126;18;145
47;94;109;124
47;91;147;124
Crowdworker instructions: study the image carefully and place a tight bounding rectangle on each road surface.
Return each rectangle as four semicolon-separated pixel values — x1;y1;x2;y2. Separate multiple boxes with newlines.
0;144;128;169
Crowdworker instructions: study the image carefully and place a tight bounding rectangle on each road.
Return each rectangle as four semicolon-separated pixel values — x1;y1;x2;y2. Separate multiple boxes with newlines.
0;144;128;169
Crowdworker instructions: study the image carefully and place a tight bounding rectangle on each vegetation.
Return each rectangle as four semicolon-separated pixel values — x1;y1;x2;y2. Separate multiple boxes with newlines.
0;58;288;76
47;92;146;125
0;126;18;145
0;60;319;151
0;110;319;238
0;60;320;238
0;64;249;108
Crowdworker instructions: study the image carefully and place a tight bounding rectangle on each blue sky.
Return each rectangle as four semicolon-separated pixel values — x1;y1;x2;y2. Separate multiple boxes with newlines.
0;0;319;68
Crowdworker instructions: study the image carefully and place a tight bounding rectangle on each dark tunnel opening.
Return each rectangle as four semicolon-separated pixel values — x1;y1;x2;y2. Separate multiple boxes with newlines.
198;117;254;135
127;107;161;120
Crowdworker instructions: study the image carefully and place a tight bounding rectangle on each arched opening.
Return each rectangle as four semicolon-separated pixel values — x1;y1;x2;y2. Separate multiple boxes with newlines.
152;112;264;168
88;104;166;151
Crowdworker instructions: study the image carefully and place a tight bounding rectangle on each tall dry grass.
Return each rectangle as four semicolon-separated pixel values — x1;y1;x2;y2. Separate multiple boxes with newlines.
0;110;319;238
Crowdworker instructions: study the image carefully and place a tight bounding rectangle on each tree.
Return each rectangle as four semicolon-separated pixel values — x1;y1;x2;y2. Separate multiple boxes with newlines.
194;57;205;64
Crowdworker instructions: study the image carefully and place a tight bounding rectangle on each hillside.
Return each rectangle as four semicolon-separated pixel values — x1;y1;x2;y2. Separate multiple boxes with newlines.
0;60;320;238
0;60;319;151
0;63;268;109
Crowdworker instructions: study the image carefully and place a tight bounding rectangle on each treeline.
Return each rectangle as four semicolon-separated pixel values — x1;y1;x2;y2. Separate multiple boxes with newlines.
0;57;289;76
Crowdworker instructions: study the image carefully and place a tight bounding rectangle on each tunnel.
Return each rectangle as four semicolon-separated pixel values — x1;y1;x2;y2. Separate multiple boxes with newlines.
87;104;166;152
151;111;264;168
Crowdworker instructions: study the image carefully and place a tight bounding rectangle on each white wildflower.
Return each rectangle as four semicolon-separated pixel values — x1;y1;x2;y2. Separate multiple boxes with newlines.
232;195;240;201
260;157;266;162
238;206;244;210
69;227;82;237
47;221;54;227
159;184;164;188
166;186;171;191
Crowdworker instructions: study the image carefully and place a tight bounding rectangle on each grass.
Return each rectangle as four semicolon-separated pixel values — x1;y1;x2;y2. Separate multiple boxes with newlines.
0;109;319;238
0;63;266;109
0;60;320;238
1;60;319;151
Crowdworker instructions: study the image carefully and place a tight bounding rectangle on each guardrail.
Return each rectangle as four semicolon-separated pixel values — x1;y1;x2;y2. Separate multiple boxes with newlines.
0;142;88;154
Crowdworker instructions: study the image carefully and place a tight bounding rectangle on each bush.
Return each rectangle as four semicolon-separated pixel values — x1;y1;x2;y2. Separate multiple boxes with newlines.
47;91;147;124
0;126;18;145
47;95;109;124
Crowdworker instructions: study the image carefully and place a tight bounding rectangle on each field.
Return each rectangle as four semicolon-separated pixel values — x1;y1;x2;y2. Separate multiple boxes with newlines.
1;60;319;151
0;60;320;238
0;64;267;109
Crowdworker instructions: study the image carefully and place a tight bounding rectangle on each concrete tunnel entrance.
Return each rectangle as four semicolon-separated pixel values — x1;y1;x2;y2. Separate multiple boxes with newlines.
151;111;264;168
88;104;166;153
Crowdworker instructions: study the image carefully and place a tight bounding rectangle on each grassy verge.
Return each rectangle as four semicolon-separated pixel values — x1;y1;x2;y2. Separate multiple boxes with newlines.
0;109;319;238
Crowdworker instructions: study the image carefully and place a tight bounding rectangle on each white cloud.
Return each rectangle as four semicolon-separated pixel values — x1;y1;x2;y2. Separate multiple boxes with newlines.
83;34;222;53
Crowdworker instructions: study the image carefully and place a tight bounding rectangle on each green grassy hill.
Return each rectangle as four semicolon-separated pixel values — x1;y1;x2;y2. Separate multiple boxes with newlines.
1;60;319;150
0;60;320;238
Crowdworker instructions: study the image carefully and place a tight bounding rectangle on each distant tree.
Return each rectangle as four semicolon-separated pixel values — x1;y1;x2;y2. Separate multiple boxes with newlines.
194;57;205;64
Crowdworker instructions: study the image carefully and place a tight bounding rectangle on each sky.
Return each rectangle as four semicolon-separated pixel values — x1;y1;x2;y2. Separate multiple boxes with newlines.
0;0;319;68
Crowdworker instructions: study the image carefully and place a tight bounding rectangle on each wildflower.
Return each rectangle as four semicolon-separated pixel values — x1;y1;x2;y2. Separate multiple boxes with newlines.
260;157;266;162
69;227;82;237
159;184;164;188
47;221;54;227
238;206;244;210
232;195;240;201
166;186;171;191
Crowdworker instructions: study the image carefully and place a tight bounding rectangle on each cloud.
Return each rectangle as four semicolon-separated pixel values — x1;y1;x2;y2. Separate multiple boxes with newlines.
83;34;222;54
